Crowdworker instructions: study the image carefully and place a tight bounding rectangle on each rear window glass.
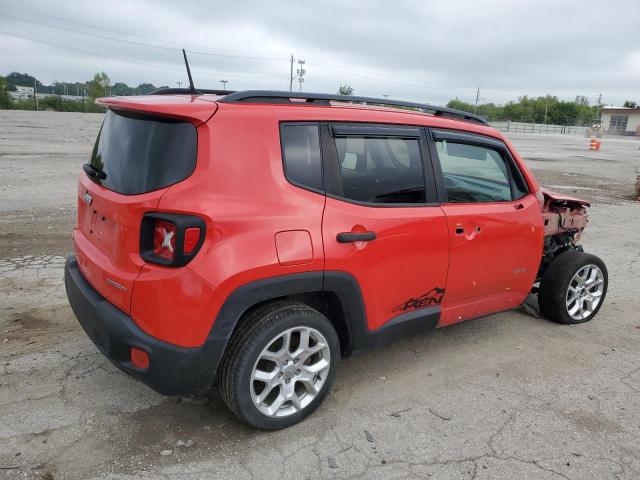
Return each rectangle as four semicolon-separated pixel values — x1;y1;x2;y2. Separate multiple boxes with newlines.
89;109;197;195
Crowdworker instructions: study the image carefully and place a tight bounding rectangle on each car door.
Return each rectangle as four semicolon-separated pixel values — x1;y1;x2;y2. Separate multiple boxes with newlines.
321;123;449;335
428;129;544;326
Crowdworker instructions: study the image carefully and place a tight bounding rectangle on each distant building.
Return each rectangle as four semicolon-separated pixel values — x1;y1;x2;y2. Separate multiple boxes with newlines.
600;107;640;136
9;85;35;100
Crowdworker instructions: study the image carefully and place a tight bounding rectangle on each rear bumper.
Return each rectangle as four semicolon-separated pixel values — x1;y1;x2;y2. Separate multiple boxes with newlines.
64;255;225;396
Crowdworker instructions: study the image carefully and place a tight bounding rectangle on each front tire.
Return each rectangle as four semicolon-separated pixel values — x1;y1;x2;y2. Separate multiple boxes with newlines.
538;250;608;324
218;301;339;430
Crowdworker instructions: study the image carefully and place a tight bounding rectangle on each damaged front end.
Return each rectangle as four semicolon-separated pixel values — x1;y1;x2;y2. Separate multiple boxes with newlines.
537;188;590;280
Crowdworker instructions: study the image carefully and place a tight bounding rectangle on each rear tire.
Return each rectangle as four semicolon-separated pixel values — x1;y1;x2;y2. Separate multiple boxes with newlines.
218;301;339;430
538;250;608;324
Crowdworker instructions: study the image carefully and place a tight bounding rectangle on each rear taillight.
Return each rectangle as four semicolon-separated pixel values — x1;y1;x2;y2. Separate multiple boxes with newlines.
153;220;177;260
140;213;205;267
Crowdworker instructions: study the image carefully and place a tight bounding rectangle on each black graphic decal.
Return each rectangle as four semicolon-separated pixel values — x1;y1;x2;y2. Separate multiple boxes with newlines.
391;287;445;313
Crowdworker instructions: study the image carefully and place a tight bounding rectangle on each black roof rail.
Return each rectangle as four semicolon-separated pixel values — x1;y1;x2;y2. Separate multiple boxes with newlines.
149;87;237;96
219;90;489;125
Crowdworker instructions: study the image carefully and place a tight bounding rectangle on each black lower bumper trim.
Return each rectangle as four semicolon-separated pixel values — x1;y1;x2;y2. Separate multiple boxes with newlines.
64;255;225;396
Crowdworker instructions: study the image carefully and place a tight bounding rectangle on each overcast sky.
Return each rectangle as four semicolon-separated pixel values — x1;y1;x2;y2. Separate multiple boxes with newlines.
1;0;638;106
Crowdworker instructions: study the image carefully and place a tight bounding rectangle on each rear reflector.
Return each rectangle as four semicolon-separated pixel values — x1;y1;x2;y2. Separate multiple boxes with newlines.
130;347;150;369
184;227;201;254
153;220;176;260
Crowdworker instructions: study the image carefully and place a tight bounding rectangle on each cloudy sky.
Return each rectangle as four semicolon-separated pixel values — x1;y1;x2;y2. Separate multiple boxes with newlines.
1;0;638;106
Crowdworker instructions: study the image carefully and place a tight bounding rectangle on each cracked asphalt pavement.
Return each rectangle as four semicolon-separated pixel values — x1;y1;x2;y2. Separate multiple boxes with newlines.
1;110;640;479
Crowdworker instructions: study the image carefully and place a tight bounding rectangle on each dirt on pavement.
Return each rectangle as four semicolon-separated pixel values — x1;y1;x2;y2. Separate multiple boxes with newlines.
1;110;640;480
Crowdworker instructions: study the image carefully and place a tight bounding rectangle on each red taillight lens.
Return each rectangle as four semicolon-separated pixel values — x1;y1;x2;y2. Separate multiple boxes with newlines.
141;213;205;267
153;220;176;260
184;227;201;254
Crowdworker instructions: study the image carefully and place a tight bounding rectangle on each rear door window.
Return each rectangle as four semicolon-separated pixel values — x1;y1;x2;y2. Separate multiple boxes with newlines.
90;109;197;195
334;136;426;204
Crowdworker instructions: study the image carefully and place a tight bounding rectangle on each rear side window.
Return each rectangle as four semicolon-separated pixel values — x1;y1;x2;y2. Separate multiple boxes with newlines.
435;141;528;203
90;109;197;195
334;136;426;204
280;124;323;191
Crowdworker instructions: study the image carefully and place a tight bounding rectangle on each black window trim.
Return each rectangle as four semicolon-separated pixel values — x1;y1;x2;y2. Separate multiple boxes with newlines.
331;124;422;139
427;128;530;204
321;122;439;208
279;121;325;196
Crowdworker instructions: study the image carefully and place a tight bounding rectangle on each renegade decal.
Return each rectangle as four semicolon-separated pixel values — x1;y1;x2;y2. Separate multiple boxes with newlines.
391;287;445;313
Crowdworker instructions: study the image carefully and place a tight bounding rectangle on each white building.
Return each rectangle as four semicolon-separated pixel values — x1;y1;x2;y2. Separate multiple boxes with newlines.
9;85;35;100
600;107;640;136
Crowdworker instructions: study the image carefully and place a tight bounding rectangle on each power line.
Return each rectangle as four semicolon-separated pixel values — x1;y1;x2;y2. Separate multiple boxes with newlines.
0;13;286;61
0;29;288;80
0;4;481;99
0;2;289;58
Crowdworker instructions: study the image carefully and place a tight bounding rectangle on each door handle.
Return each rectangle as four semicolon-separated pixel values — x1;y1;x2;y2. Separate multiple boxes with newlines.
455;226;482;236
514;203;525;210
336;231;377;243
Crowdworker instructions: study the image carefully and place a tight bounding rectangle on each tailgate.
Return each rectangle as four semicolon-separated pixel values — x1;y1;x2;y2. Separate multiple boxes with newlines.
74;106;202;314
74;174;163;313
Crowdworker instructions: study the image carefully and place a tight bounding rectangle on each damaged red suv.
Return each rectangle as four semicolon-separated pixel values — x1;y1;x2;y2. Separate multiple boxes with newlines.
65;90;608;429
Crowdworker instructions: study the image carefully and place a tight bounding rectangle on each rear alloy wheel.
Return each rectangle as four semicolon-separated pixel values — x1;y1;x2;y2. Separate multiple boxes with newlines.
250;326;331;418
539;250;608;324
218;301;339;430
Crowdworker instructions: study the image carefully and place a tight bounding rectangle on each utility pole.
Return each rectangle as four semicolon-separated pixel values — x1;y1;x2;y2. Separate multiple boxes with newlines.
382;93;390;99
289;55;294;92
544;94;549;125
176;81;182;88
220;80;228;90
296;59;306;92
596;93;603;123
33;78;38;111
474;87;480;114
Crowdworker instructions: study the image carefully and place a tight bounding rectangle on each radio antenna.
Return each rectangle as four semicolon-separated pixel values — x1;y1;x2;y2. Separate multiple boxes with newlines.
182;49;198;94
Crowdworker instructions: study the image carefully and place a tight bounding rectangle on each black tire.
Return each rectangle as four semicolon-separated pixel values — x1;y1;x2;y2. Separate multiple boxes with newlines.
217;301;340;430
538;250;608;324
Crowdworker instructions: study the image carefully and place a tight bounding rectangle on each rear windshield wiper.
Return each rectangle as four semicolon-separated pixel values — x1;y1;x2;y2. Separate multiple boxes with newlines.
83;163;107;180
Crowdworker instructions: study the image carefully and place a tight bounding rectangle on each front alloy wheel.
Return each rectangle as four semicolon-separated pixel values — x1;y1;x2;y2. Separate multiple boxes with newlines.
565;264;605;321
539;250;608;324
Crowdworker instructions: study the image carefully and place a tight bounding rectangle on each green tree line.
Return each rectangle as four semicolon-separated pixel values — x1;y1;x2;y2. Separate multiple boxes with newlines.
0;71;168;112
446;95;608;126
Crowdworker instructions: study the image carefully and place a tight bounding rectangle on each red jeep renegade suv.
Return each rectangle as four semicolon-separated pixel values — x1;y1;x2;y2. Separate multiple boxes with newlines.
65;90;608;429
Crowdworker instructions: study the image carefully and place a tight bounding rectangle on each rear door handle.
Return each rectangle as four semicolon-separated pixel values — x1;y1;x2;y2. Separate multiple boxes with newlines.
336;231;377;243
455;226;482;236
